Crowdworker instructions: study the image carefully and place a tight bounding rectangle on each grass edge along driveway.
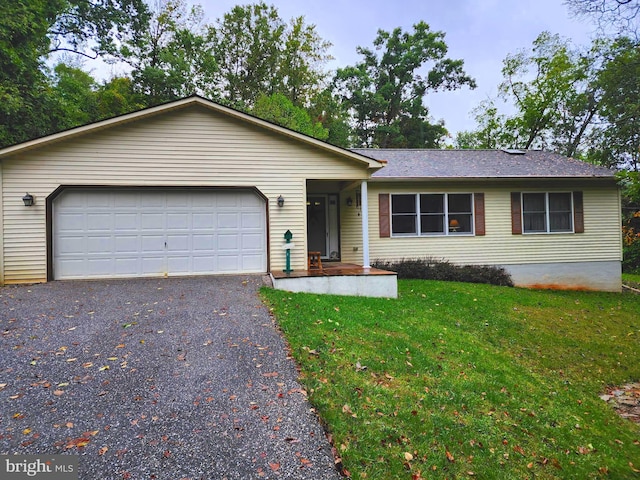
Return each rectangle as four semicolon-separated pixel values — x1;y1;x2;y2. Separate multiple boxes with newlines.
262;279;640;480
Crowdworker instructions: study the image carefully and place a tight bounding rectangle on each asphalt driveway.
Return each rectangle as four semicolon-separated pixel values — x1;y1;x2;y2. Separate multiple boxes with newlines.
0;276;341;480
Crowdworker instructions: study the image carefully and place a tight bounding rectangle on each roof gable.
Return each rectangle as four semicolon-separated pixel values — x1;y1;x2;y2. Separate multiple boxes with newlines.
352;148;615;179
0;96;383;170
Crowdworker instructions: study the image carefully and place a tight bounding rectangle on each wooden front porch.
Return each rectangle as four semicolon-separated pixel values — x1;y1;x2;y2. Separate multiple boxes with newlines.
270;262;398;298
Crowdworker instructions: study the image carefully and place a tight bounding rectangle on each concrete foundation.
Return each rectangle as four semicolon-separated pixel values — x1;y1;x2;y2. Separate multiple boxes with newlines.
503;260;622;292
271;272;398;298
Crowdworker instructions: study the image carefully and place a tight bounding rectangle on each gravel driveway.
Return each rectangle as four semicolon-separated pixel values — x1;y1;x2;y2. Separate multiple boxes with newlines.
0;276;341;480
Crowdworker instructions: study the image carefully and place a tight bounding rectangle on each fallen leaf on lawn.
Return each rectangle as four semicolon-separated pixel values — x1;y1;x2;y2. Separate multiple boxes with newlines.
578;446;592;455
630;463;640;473
404;452;414;461
513;445;526;456
446;450;455;462
342;404;353;415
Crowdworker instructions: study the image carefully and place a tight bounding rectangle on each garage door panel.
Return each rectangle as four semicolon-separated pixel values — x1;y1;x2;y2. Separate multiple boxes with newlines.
115;258;139;275
168;256;190;273
243;255;265;270
86;258;113;276
217;213;239;229
192;213;214;228
58;236;85;255
54;189;266;279
86;193;113;208
114;193;138;207
87;213;112;231
141;235;165;253
115;236;139;253
167;235;189;252
242;233;264;250
218;256;239;271
57;213;85;232
87;236;113;253
141;194;164;207
141;257;165;274
217;195;239;207
141;213;164;230
167;213;189;230
192;256;215;273
193;235;215;251
115;213;138;229
166;193;189;207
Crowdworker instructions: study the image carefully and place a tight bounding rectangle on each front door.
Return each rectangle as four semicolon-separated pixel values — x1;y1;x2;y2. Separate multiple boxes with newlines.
307;194;339;259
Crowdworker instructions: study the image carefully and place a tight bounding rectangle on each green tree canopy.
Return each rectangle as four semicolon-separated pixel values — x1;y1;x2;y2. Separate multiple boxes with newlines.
210;2;331;110
333;21;475;148
118;0;218;106
0;0;149;147
252;92;328;140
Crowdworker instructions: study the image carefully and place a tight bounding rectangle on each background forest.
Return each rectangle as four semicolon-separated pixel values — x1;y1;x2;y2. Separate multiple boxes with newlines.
1;0;639;268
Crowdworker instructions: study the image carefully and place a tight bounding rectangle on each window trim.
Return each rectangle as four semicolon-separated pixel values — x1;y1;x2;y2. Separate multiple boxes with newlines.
521;192;575;234
390;192;476;237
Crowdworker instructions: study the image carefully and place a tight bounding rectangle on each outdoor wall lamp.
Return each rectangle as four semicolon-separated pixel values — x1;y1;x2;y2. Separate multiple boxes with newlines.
22;193;34;207
346;196;353;207
277;195;285;207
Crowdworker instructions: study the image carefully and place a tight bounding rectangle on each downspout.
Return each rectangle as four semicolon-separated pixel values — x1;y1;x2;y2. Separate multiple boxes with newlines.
361;180;370;268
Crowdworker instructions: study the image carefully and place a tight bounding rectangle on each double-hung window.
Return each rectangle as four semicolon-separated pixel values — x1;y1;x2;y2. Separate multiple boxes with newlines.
391;193;474;236
522;192;573;233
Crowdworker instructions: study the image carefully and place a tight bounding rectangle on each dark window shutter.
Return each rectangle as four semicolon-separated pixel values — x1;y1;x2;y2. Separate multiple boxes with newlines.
511;192;522;235
474;193;485;236
379;194;390;238
573;191;584;233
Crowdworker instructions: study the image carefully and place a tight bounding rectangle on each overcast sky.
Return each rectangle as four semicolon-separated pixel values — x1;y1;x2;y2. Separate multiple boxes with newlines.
190;0;597;136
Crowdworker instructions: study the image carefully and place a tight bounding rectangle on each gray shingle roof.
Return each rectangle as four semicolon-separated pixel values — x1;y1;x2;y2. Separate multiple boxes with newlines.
350;149;615;179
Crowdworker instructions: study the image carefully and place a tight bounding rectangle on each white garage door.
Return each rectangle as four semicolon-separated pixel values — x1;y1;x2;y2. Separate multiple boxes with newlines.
53;189;267;279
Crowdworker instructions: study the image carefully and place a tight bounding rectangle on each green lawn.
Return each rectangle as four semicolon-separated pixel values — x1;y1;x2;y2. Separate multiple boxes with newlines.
623;273;640;290
262;281;640;479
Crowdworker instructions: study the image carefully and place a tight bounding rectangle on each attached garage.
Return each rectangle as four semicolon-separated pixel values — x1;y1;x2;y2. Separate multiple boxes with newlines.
52;188;267;280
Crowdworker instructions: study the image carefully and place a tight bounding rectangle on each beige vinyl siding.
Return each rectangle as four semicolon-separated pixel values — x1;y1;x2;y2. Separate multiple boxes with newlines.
339;188;365;264
361;182;621;266
1;106;370;283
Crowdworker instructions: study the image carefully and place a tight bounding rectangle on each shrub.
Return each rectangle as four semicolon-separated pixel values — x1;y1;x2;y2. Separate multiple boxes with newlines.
372;257;514;287
622;211;640;273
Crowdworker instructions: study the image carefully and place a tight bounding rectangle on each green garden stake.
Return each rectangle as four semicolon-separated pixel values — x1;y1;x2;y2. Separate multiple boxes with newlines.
283;230;294;274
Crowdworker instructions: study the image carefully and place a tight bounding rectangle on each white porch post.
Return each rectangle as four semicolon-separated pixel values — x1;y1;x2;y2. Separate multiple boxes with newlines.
361;180;370;268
